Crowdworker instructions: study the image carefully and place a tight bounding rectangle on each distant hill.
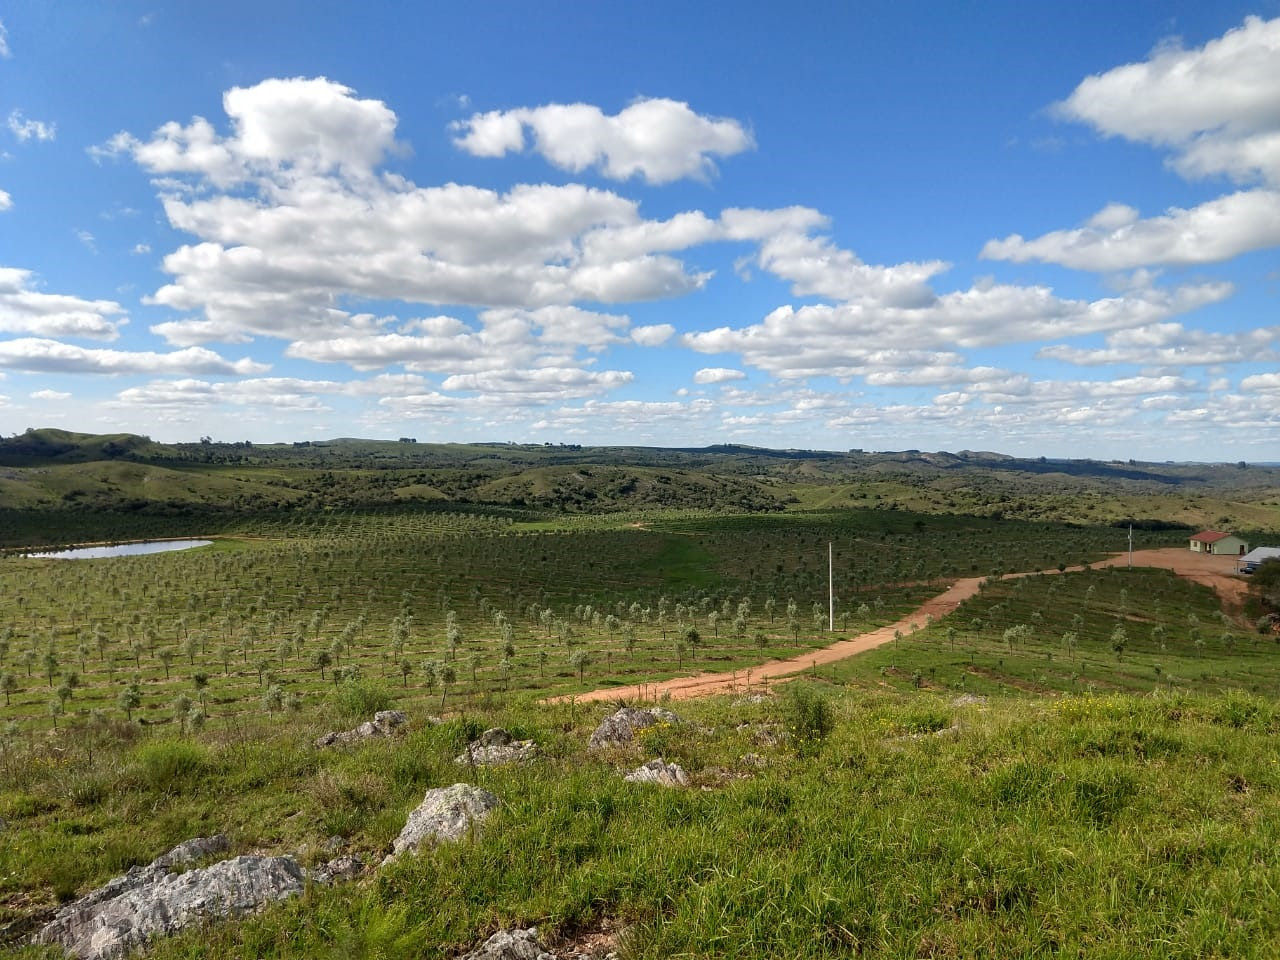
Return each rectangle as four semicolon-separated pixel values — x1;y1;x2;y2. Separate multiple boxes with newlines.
0;428;165;465
1;429;1278;537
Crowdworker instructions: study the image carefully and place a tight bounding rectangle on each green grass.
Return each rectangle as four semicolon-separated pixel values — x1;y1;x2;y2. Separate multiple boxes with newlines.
4;687;1280;957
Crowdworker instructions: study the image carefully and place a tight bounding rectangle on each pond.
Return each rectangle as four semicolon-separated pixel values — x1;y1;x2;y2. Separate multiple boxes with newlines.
24;539;213;560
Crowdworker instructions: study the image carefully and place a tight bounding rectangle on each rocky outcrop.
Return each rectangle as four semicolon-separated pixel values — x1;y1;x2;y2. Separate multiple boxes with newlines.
623;758;689;788
462;927;557;960
314;709;407;748
382;783;499;865
146;834;230;871
587;707;679;751
736;721;787;747
311;854;364;885
34;836;303;960
36;835;230;949
454;728;537;767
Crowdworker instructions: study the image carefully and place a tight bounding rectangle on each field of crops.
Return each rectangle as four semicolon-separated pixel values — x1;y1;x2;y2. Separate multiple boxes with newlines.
832;565;1280;697
0;506;1182;735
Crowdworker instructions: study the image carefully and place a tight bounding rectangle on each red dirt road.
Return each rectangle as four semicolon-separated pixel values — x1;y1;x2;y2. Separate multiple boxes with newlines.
554;547;1251;704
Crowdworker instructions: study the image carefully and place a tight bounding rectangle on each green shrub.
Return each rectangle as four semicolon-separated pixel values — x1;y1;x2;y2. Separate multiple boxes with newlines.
783;683;834;753
436;716;485;754
330;678;394;723
64;770;111;807
987;759;1055;806
0;791;55;818
388;735;439;789
134;739;209;791
636;719;681;757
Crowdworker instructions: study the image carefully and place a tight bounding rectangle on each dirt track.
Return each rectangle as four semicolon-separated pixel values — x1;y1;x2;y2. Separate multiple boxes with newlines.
553;547;1250;704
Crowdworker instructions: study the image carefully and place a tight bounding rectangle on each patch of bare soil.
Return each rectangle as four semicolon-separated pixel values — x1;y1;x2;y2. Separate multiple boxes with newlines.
550;918;625;959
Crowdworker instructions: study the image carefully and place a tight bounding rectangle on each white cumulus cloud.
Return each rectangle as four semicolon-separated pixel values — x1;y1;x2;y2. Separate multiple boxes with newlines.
0;267;126;339
96;84;716;338
111;374;434;413
94;76;398;186
988;16;1280;271
1241;372;1280;393
740;218;948;306
452;97;753;184
0;339;267;375
982;190;1280;270
440;366;633;401
693;367;746;384
630;323;675;346
8;110;55;142
1039;322;1280;367
1057;15;1280;186
683;276;1229;380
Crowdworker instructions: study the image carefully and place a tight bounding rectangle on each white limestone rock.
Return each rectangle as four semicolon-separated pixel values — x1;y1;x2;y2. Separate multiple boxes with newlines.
382;783;499;865
587;707;679;751
314;709;407;748
34;846;303;960
461;926;558;960
454;728;538;767
623;758;689;788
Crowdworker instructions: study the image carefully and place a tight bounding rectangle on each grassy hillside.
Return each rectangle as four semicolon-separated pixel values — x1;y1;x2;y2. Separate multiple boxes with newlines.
3;686;1279;957
0;428;167;466
2;431;1279;545
0;460;307;511
1;472;1277;955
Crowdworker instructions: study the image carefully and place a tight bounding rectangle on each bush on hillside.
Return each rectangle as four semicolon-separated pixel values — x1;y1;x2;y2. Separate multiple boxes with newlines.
134;739;209;791
783;683;834;754
331;678;394;724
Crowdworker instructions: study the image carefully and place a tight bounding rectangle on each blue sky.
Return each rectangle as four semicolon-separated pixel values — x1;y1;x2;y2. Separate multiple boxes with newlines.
1;1;1278;459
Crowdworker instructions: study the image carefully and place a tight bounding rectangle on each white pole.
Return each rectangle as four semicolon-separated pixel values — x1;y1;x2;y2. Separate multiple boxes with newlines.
828;541;834;632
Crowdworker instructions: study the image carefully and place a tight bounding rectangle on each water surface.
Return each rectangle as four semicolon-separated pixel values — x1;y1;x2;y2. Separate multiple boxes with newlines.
25;539;213;560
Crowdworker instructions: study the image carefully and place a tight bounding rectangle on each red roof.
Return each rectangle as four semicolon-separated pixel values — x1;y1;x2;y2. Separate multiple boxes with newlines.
1191;530;1231;543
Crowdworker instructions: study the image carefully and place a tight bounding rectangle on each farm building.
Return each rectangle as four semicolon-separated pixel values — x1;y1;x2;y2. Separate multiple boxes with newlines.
1189;530;1249;555
1239;547;1280;573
